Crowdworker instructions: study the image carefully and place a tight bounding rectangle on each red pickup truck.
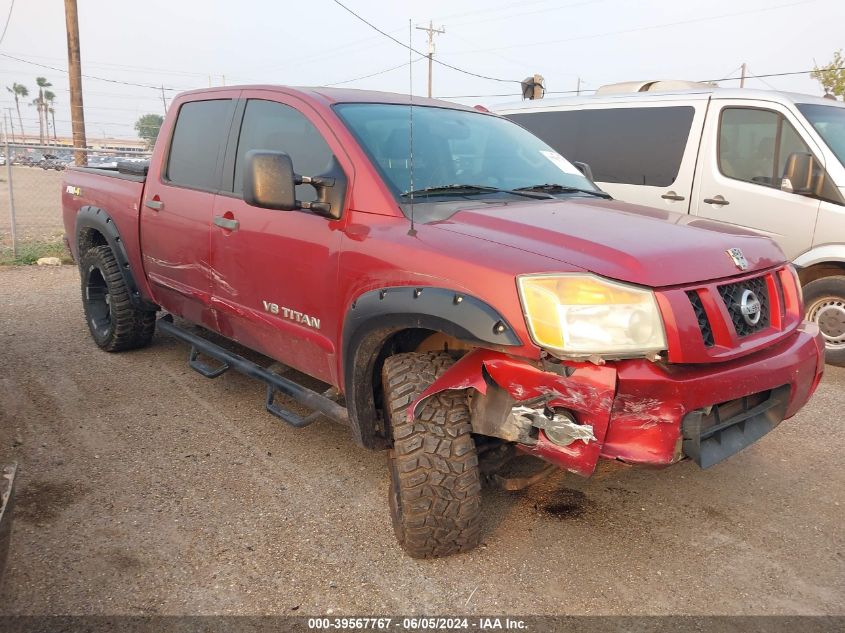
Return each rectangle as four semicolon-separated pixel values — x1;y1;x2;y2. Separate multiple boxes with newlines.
62;86;824;558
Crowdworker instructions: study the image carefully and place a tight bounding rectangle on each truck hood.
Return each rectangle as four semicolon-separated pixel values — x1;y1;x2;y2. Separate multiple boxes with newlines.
431;198;786;288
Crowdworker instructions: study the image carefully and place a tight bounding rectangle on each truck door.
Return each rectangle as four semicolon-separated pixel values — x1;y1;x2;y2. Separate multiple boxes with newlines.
691;100;822;260
140;96;237;328
208;95;349;385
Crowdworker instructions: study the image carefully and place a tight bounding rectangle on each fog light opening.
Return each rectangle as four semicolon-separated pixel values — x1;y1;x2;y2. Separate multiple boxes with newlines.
536;408;596;447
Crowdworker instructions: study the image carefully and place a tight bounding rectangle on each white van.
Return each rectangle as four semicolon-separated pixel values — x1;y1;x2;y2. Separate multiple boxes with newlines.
496;82;845;365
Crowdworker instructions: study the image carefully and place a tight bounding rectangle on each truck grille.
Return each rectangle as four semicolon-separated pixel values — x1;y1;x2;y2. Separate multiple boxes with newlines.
686;290;714;347
662;266;799;363
717;276;770;337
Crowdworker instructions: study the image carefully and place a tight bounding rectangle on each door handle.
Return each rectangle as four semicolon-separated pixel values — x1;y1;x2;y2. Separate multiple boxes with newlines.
213;215;239;231
661;191;685;201
145;199;164;211
703;195;730;206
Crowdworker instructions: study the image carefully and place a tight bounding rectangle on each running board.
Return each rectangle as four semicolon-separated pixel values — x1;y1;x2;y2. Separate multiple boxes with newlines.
158;316;349;428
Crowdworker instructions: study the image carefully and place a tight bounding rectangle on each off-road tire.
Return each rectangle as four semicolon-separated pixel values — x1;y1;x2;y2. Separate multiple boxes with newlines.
804;276;845;367
382;352;482;558
80;245;156;352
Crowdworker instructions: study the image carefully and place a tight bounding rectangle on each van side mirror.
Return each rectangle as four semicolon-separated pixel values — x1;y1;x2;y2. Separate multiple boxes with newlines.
781;152;815;195
244;150;299;211
573;161;595;181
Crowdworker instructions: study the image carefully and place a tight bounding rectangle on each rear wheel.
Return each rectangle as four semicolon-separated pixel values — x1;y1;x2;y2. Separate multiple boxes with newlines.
80;245;156;352
381;352;482;558
804;276;845;367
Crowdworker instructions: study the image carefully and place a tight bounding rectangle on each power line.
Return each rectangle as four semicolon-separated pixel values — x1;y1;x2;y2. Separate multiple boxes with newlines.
330;0;520;84
430;0;558;22
326;57;425;86
1;49;211;79
703;66;845;82
0;0;15;46
0;52;194;91
449;0;605;28
746;67;780;90
450;0;819;55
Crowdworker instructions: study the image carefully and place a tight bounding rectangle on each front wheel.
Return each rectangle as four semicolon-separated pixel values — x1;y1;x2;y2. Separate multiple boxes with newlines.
804;276;845;367
80;245;156;352
381;352;482;558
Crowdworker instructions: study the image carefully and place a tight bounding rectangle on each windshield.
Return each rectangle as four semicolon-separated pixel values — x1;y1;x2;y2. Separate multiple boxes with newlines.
797;103;845;166
334;103;598;202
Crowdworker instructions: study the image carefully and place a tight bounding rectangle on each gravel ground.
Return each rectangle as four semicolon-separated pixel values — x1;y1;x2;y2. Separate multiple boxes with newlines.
0;265;842;616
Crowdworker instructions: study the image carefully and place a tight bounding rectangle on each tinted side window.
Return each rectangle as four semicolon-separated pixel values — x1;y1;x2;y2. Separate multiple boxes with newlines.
718;107;811;188
166;99;233;189
508;106;694;186
233;100;334;202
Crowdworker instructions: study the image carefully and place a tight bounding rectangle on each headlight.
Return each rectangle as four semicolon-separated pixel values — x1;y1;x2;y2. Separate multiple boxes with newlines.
517;273;667;357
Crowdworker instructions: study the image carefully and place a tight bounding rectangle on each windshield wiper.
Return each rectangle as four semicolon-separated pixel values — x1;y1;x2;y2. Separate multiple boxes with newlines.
514;183;612;199
401;183;553;200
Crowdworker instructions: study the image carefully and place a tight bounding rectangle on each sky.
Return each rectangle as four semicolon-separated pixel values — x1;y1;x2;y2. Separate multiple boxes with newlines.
0;0;842;142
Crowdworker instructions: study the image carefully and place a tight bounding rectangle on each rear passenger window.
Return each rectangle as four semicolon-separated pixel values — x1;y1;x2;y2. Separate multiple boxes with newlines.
166;99;233;190
719;107;811;188
507;106;694;187
233;100;334;202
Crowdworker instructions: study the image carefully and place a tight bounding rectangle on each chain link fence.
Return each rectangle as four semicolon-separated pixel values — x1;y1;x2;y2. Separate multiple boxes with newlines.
0;144;150;264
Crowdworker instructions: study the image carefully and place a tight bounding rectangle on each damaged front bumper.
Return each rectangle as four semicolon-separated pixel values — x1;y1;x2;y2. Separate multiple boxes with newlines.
412;322;825;477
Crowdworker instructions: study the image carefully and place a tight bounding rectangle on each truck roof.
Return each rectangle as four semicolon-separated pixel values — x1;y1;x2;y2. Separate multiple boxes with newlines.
174;85;478;111
495;86;845;113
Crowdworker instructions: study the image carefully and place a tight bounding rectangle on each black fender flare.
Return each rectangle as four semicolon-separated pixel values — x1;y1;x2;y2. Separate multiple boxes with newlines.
342;286;521;449
75;205;158;312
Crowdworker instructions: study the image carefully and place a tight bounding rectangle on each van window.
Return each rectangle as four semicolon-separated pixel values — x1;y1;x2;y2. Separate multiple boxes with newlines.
507;106;694;187
797;103;845;165
718;107;811;188
233;100;334;202
166;99;233;190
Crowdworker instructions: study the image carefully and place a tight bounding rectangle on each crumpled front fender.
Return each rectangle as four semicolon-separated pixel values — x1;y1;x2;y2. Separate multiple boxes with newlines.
410;349;617;477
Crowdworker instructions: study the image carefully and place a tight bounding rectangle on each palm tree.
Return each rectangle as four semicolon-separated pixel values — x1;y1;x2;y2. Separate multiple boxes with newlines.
35;77;52;145
31;97;44;144
44;90;57;142
6;82;28;141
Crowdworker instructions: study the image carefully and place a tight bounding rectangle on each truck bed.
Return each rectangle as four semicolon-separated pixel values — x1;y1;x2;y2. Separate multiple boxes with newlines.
61;165;153;301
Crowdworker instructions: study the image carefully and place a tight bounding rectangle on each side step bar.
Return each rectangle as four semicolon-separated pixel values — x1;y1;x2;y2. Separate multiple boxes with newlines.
158;316;349;428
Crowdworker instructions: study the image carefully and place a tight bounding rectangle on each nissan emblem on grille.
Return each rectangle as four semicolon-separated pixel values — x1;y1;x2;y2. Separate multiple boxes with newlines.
740;289;762;326
726;247;749;271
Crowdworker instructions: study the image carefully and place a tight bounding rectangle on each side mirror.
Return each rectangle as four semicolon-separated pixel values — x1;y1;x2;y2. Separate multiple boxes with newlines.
781;152;815;195
243;150;344;218
244;150;299;211
573;161;595;182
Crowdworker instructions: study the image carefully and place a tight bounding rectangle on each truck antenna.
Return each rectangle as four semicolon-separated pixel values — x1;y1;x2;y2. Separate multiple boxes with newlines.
407;18;417;237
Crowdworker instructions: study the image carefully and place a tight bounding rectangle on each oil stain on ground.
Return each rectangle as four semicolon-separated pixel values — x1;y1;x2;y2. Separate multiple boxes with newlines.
536;487;593;519
14;479;89;523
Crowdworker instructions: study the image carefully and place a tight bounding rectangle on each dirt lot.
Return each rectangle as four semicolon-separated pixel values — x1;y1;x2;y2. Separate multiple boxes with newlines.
0;265;843;616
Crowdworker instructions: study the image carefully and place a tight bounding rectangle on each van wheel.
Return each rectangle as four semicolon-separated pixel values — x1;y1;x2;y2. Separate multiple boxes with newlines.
80;245;156;352
381;352;482;558
804;276;845;366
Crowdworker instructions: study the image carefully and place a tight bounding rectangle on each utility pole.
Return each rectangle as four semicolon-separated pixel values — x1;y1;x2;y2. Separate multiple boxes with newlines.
576;77;581;96
740;62;746;88
3;109;13;143
415;20;445;98
64;0;87;166
161;85;168;113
